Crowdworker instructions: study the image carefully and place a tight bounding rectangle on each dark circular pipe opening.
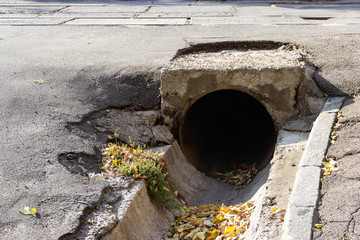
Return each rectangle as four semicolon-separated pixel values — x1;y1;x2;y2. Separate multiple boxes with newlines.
179;90;277;175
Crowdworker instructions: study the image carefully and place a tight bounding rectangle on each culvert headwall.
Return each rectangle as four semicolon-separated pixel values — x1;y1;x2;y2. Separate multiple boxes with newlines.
160;43;324;174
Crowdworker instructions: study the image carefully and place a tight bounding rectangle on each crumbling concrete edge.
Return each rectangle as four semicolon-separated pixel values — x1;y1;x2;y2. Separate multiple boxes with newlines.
281;97;345;240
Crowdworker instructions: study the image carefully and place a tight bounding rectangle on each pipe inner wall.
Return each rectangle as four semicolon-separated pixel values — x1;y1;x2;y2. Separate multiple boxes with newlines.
179;90;277;175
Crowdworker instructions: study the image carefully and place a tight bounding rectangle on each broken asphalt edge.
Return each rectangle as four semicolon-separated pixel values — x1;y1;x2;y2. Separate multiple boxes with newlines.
281;97;345;240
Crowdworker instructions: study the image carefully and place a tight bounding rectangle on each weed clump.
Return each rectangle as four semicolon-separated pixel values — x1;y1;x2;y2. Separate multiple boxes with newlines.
96;137;178;210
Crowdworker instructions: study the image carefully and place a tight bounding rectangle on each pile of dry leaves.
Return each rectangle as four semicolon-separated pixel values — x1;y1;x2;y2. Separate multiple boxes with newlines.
215;165;258;189
166;201;255;240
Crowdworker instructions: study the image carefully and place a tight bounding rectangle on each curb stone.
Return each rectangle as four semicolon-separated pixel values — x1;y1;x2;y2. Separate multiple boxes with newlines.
282;97;345;240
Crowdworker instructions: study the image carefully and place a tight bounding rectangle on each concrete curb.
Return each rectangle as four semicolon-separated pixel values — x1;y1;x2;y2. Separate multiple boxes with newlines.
282;97;345;240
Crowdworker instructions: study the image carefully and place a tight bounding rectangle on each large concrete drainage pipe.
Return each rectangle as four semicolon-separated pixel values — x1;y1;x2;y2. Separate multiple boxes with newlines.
161;43;322;176
179;90;276;175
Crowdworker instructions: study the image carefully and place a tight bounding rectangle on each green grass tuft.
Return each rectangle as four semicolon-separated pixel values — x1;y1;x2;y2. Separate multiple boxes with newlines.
100;138;178;210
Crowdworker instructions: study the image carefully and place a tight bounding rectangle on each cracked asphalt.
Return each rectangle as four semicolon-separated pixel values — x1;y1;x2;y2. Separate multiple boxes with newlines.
314;96;360;240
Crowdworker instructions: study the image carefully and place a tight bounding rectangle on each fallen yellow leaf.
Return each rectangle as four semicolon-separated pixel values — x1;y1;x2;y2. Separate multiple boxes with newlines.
219;208;230;213
323;169;331;176
185;228;200;238
20;207;37;216
224;226;236;235
213;217;226;224
207;229;219;239
34;80;45;84
315;223;324;229
193;232;205;240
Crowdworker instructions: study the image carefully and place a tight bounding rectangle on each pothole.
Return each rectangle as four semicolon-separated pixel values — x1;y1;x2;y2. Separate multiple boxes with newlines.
58;41;327;240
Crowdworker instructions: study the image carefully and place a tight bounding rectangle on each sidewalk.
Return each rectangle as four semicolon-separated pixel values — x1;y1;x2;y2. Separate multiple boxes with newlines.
1;1;360;26
314;96;360;240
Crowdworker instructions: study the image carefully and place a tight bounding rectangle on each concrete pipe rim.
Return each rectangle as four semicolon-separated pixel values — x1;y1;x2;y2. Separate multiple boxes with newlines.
178;89;277;176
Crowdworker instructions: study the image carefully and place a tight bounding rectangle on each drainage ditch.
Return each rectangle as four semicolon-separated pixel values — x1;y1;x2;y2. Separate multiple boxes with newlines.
58;42;327;239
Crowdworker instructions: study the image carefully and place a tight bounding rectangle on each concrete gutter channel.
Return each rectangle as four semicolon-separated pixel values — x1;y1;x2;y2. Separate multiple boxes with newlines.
282;97;345;240
82;99;344;240
61;43;345;239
